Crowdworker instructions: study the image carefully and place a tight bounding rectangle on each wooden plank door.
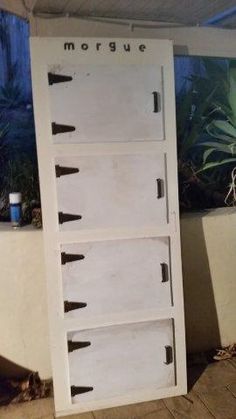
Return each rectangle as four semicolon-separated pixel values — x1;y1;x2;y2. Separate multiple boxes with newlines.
48;64;164;143
30;38;186;416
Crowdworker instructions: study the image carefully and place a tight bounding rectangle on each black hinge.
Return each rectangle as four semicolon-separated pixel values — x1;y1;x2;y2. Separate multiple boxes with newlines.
68;340;91;353
58;212;82;224
71;386;93;397
64;301;87;313
52;122;75;135
156;178;164;199
152;91;161;113
161;263;169;283
164;345;173;365
55;165;79;178
48;72;73;85
61;252;85;265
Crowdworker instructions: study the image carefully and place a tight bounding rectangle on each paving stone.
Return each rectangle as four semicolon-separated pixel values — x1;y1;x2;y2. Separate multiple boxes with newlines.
198;387;236;419
163;392;214;419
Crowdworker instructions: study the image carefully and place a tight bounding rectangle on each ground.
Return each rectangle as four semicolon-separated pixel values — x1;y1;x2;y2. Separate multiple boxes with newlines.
0;358;236;419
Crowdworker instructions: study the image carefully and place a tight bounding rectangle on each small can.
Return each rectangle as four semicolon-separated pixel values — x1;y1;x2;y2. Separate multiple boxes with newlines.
9;192;22;228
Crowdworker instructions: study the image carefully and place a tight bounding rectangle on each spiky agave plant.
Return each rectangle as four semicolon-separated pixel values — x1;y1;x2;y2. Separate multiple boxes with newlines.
196;60;236;205
176;58;236;209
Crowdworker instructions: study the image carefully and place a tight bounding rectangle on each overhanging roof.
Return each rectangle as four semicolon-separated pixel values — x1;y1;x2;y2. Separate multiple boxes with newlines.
2;0;236;28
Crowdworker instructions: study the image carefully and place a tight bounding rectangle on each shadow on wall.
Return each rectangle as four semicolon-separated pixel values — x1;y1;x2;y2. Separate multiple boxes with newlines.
180;213;221;354
0;355;31;380
0;355;52;406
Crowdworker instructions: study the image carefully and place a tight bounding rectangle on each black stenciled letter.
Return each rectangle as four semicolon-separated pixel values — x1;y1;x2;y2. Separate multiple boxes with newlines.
64;42;75;51
109;42;116;52
81;43;89;50
139;44;146;52
124;43;131;52
96;43;101;51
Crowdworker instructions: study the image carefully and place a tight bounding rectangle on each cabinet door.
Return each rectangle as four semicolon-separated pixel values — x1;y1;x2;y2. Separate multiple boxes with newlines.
68;320;175;403
48;64;164;143
62;237;172;321
55;153;167;231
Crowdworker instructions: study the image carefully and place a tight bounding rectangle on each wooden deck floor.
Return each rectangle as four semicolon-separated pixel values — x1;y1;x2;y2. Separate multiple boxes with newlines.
1;358;236;419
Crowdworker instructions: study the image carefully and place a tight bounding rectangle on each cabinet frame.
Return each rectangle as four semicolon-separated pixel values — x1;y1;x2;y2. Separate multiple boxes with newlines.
30;37;187;417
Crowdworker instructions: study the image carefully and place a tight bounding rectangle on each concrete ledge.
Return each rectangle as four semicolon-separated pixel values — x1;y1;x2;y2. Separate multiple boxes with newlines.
181;208;236;353
0;224;51;379
0;207;235;376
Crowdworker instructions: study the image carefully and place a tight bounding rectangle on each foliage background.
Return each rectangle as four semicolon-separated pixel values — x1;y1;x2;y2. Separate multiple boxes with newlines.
0;10;235;221
0;11;40;222
175;56;236;210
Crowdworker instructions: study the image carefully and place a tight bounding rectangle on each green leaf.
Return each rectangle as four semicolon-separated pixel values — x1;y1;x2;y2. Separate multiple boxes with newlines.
203;148;215;163
197;157;236;173
197;141;236;155
228;61;236;123
207;120;236;138
179;84;219;157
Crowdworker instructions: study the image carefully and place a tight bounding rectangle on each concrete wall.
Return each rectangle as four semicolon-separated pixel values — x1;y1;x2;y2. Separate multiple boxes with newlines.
0;224;51;379
181;209;236;353
0;209;236;378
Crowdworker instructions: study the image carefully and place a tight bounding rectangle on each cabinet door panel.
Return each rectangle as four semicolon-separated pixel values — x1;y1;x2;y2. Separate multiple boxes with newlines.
68;320;175;403
55;153;167;231
62;237;172;320
48;64;164;143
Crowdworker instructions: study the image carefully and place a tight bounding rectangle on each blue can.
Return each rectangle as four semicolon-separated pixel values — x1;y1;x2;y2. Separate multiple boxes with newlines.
9;193;22;227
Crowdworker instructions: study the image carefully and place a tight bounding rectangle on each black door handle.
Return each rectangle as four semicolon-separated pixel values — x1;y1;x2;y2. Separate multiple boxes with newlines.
164;345;173;365
156;179;164;199
161;263;169;282
152;91;161;113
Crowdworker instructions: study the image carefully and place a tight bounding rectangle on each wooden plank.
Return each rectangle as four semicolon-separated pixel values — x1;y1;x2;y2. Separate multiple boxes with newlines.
192;360;236;393
142;409;174;419
229;358;236;370
0;398;54;419
30;36;187;416
227;382;236;397
61;413;94;419
93;400;173;419
69;321;175;404
163;392;214;419
198;388;236;419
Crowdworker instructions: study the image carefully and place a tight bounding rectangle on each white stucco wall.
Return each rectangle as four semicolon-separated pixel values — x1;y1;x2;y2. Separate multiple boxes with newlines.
0;209;236;378
181;209;236;353
0;224;51;379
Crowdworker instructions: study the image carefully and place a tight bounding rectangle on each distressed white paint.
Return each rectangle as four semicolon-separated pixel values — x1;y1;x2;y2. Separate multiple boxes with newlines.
30;38;186;416
62;237;172;322
56;154;167;231
49;64;164;143
69;320;175;405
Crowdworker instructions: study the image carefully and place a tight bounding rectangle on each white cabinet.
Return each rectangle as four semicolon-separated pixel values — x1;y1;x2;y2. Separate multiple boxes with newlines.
55;154;167;231
30;38;186;416
68;320;175;404
48;65;164;143
62;237;172;321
